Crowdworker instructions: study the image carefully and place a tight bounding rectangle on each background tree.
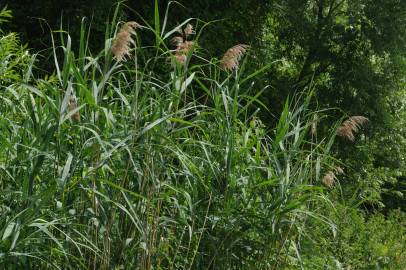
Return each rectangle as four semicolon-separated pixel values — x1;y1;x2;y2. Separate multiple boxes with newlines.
259;0;406;209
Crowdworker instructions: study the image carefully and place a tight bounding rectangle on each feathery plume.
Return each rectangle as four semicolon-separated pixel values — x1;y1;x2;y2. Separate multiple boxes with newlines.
322;171;336;188
335;166;344;175
171;36;184;46
174;54;187;65
184;23;194;37
173;41;195;65
177;41;194;54
337;116;369;141
171;24;196;65
220;44;249;71
111;21;139;61
310;114;318;136
68;95;80;121
310;121;317;136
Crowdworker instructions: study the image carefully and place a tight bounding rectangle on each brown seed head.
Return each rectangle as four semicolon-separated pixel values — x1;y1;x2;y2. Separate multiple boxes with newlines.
220;44;249;71
322;171;336;188
177;41;194;54
68;95;80;121
111;21;139;61
173;41;195;65
337;116;369;141
174;54;187;65
184;24;194;37
310;121;317;136
171;36;184;46
171;24;196;66
335;166;344;175
310;114;318;136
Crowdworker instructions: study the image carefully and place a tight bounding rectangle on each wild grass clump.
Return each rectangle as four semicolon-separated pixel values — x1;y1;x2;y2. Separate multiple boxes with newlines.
1;4;398;270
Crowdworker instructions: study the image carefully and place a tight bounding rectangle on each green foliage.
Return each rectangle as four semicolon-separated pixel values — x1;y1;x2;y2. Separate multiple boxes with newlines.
260;0;406;208
1;3;406;269
340;86;406;210
0;8;33;85
0;6;11;25
2;0;120;57
300;205;406;269
0;6;337;269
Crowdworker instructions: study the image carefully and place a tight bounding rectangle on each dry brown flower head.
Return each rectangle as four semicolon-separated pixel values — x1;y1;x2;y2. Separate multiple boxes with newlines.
183;24;194;37
171;36;184;46
177;41;194;54
310;121;317;136
174;54;187;65
335;166;344;175
322;171;336;188
337;116;369;141
68;95;80;121
111;21;139;61
171;24;196;65
220;44;250;71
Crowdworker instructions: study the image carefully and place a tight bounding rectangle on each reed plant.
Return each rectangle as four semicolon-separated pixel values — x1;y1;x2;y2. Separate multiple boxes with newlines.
0;3;358;269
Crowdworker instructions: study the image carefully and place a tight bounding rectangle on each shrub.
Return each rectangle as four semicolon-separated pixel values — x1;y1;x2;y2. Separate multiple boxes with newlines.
300;204;406;269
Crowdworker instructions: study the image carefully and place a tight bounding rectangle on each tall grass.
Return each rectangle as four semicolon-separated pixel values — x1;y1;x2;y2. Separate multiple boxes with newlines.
0;4;338;269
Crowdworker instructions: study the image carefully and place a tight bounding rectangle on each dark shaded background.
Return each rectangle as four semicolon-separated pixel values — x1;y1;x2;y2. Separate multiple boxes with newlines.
0;0;270;58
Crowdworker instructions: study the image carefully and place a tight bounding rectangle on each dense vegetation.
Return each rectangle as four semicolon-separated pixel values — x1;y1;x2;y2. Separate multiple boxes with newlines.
1;1;405;269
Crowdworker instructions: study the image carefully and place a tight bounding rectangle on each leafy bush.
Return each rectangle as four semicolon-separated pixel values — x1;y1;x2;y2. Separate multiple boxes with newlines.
0;7;33;85
300;204;406;269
